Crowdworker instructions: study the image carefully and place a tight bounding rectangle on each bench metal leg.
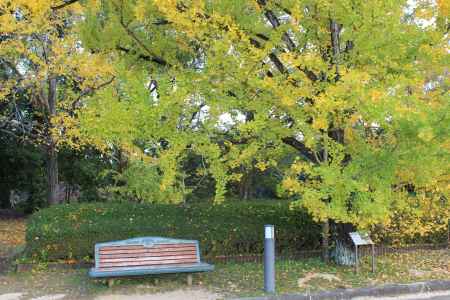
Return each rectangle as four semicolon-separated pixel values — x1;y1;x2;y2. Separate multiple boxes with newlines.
187;274;193;286
107;279;115;287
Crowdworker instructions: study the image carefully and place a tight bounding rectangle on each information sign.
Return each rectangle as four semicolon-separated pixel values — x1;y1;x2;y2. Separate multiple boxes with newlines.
349;232;374;246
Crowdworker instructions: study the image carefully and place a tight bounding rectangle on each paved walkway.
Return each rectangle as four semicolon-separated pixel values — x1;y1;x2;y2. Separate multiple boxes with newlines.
0;289;222;300
4;290;450;300
354;291;450;300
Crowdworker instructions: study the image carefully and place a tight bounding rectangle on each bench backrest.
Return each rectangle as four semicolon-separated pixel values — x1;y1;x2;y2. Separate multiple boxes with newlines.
95;239;200;272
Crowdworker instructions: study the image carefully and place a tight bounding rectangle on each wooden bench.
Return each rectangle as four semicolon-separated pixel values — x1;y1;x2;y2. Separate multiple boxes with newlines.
89;237;214;285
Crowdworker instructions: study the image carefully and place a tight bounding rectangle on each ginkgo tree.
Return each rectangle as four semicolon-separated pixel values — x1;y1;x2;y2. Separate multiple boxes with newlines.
0;0;114;204
73;0;448;258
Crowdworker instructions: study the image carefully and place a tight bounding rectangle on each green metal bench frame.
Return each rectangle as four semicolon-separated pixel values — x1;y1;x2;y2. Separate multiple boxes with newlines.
89;237;214;280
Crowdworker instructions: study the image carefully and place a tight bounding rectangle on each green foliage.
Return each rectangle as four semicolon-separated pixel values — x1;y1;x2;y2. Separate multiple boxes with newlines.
25;201;321;261
75;0;449;232
98;160;184;203
0;135;115;211
0;137;46;211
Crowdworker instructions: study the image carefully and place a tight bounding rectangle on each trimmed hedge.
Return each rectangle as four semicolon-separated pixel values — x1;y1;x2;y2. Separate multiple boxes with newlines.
26;201;321;261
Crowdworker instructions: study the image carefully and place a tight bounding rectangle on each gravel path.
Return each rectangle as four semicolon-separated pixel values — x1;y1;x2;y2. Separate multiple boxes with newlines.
0;289;222;300
95;289;222;300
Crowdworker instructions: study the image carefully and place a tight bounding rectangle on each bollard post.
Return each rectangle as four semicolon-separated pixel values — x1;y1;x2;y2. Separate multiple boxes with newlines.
264;224;275;293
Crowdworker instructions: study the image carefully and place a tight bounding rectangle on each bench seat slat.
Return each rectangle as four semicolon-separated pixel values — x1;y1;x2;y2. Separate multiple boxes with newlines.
98;252;197;260
98;263;202;271
100;243;197;251
99;258;199;268
99;247;197;254
151;243;198;248
99;255;198;263
99;245;145;251
100;244;197;251
99;251;196;257
99;247;196;255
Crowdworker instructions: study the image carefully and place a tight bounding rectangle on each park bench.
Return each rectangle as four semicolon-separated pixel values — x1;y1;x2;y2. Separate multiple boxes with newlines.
89;237;214;285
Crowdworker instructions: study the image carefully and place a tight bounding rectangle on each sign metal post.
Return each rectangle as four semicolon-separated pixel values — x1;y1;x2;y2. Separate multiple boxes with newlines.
349;232;375;273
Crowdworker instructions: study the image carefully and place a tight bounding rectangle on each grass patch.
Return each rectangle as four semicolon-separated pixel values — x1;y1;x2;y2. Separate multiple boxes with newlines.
1;249;449;299
198;249;450;297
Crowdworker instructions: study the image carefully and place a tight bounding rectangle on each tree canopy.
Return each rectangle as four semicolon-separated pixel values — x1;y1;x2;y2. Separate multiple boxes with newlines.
73;0;449;229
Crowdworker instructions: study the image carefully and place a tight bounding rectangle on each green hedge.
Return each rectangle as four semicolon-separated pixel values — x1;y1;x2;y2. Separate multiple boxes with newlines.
26;201;321;261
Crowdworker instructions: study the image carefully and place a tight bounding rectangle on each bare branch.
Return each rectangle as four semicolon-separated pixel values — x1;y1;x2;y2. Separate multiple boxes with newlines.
116;46;168;66
257;1;319;82
0;59;24;80
71;76;116;110
268;53;286;74
51;0;80;10
281;136;319;164
115;1;169;67
153;19;171;26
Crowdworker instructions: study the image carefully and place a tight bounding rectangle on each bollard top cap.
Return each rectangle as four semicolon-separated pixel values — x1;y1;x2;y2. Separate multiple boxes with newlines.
265;225;274;239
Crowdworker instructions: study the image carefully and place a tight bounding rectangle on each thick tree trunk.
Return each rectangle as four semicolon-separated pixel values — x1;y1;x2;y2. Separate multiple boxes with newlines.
47;141;59;205
321;219;330;262
47;77;59;205
238;168;255;200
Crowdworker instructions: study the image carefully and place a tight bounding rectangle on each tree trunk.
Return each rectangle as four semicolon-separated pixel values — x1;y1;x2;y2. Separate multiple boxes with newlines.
239;173;248;200
47;142;59;205
321;219;330;262
239;169;255;200
47;77;59;205
330;19;341;78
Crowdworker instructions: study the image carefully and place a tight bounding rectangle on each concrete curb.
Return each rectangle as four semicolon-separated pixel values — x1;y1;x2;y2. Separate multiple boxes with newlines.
231;280;450;300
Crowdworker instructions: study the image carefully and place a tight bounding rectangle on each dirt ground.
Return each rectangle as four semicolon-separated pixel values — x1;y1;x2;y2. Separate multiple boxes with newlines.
95;289;221;300
0;267;225;300
0;289;222;300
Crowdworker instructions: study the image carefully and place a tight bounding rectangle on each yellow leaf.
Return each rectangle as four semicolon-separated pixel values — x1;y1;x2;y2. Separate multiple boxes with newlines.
312;116;328;130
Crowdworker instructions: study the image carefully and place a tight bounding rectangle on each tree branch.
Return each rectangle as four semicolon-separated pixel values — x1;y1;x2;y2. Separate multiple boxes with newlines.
0;59;24;80
71;76;116;110
281;136;319;164
51;0;80;10
115;1;169;67
116;46;168;65
257;1;319;82
153;19;172;26
0;119;42;143
268;53;286;74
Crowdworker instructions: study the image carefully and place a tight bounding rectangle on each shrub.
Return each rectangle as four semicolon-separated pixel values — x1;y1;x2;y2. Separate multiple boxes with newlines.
26;201;321;261
372;195;449;245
